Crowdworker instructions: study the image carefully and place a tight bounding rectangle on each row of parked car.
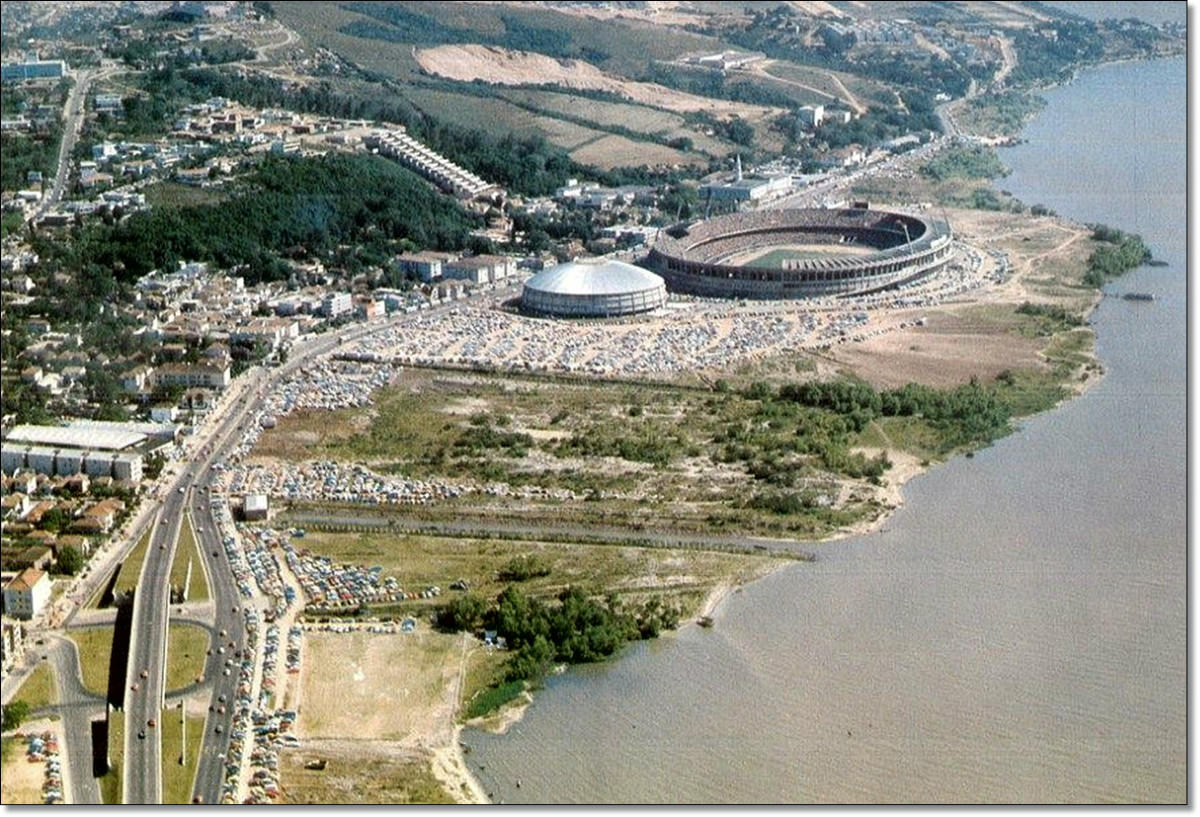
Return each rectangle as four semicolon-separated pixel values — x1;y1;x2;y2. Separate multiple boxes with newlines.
21;731;62;804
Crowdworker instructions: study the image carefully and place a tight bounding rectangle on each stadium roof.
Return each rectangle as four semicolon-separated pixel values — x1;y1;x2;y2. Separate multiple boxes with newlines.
524;259;664;297
4;424;146;452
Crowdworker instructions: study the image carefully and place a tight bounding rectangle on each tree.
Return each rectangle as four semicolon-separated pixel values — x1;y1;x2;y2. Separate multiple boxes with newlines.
2;700;31;730
55;545;85;576
439;593;488;632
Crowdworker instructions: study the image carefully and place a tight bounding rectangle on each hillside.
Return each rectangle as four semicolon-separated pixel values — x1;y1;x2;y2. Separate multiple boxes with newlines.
266;1;1180;175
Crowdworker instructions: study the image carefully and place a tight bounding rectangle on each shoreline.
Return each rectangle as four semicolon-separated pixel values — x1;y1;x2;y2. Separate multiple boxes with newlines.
432;724;491;805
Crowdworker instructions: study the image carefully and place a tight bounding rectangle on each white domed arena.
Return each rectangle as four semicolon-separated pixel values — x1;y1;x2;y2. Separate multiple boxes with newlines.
520;258;668;318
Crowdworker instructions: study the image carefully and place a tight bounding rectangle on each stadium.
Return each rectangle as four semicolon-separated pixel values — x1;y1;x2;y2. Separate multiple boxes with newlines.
521;258;668;318
645;207;954;299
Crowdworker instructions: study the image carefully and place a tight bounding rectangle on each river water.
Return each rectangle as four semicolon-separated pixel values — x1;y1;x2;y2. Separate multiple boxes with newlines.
462;53;1186;804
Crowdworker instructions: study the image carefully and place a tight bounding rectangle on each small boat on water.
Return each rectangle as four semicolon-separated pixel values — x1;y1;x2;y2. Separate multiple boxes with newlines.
1122;292;1155;302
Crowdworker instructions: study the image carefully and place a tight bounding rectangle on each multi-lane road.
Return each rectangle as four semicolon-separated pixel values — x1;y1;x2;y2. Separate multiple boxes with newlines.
119;317;405;803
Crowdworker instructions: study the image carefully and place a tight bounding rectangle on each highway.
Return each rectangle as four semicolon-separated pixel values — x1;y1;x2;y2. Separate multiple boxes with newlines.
121;481;188;804
119;317;401;803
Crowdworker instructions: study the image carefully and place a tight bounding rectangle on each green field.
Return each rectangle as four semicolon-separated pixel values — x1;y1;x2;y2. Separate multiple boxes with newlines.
99;711;123;805
67;627;115;698
287;529;784;618
10;661;58;711
160;708;205;804
169;514;210;603
165;623;210;693
111;531;153;600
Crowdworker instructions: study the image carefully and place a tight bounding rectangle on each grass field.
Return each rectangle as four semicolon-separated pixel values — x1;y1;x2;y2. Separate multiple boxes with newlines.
160;707;205;804
142;182;226;212
67;627;114;698
10;661;58;711
570;134;696;170
292;530;784;618
99;711;123;805
165;623;210;693
170;514;210;603
111;531;153;600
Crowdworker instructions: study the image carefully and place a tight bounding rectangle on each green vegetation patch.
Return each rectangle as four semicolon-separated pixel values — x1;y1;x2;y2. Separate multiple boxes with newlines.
165;623;210;693
463;680;526;720
1083;224;1151;288
142;181;228;211
111;531;153;600
11;661;58;711
920;144;1008;182
170;514;210;603
956;90;1046;138
0;126;63;193
99;710;123;805
160;708;205;804
46;153;482;288
291;530;783;619
67;626;115;698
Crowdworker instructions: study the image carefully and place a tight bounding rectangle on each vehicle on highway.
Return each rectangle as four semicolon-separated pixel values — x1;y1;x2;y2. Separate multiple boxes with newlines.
141;669;149;678
148;718;156;728
131;683;139;692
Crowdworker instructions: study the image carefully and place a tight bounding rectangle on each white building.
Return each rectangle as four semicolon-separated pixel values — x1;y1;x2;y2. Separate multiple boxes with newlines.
798;105;825;129
243;493;268;520
3;569;51;621
320;292;352;319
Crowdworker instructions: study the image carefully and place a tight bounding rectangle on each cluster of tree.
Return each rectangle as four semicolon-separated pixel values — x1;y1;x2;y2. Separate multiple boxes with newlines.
555;424;688;467
919;144;1007;182
453;415;534;459
960;90;1047;138
774;377;1018;452
1009;21;1106;86
1083;225;1151;288
2;700;30;731
1007;18;1177;90
641;62;796;110
108;32;255;70
0;123;62;192
497;554;551;582
804;101;939;152
441;585;680;682
35;153;481;286
1015;301;1084;327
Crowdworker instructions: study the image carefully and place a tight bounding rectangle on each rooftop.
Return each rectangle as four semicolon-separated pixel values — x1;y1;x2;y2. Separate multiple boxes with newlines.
524;259;665;297
5;424;146;452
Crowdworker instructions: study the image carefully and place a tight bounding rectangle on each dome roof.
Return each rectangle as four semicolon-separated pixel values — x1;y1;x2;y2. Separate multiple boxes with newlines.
524;258;664;297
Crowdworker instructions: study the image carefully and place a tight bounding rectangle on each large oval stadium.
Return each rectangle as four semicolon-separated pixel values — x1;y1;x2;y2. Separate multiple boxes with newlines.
521;258;668;318
646;207;954;299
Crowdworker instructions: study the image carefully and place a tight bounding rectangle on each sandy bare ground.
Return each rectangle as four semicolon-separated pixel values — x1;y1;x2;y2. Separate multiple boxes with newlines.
1;721;56;805
817;308;1044;389
294;630;486;804
415;44;781;121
